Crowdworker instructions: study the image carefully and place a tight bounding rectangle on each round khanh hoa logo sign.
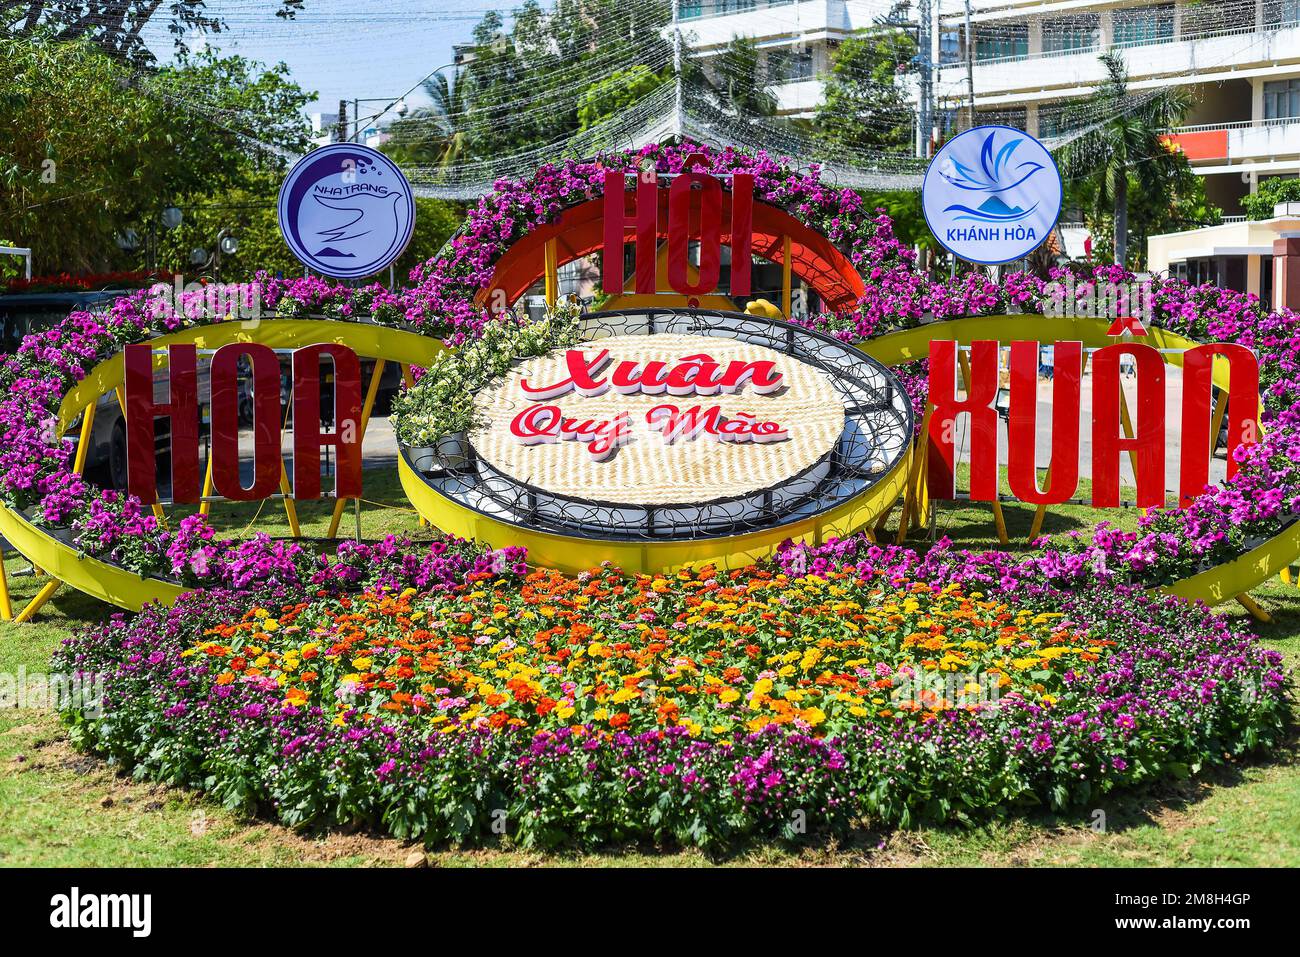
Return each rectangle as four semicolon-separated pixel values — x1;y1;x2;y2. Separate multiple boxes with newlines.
922;125;1063;265
277;142;416;279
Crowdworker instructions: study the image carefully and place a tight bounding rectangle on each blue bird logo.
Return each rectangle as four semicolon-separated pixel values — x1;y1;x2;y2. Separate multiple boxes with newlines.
938;130;1045;223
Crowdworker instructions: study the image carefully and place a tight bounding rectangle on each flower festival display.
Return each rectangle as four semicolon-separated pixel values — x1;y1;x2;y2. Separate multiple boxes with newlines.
4;142;1292;849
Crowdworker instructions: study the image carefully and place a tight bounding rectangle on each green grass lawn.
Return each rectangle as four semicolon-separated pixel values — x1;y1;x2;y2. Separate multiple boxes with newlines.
1;465;1296;867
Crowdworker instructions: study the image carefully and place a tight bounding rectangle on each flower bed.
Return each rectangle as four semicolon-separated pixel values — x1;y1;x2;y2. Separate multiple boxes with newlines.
54;556;1288;848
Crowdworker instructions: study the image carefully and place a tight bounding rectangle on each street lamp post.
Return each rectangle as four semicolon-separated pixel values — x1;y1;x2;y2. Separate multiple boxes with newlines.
349;96;409;144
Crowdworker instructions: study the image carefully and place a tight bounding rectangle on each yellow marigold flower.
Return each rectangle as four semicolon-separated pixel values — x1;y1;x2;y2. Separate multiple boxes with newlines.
719;688;741;703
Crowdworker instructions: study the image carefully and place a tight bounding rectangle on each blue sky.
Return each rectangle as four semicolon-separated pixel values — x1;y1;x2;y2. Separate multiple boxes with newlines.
152;1;512;115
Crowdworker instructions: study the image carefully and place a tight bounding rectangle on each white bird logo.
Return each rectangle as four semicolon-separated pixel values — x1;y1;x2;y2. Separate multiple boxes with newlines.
310;187;405;260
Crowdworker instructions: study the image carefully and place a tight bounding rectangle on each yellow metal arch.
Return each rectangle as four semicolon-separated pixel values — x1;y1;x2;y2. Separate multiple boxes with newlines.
397;445;912;577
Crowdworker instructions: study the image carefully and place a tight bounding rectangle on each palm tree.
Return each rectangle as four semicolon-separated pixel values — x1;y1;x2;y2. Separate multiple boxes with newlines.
385;72;473;168
1058;50;1192;265
708;37;779;118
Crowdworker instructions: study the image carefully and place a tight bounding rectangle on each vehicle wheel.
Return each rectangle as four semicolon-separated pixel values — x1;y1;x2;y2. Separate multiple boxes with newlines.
109;420;129;490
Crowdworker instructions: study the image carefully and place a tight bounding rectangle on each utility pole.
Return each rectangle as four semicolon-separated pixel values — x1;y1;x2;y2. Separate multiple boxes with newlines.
963;0;977;130
670;0;683;132
917;0;933;158
336;99;348;144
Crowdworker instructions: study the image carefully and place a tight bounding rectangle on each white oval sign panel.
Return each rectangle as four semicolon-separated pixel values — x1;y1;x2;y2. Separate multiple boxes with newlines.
922;125;1062;265
278;142;416;279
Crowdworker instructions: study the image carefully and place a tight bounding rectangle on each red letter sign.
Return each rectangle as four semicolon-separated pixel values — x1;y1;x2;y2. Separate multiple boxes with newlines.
292;344;362;500
602;161;754;297
1007;341;1082;505
125;342;200;503
667;165;723;296
1179;343;1259;506
1092;343;1165;508
210;343;281;501
602;169;658;295
928;340;999;501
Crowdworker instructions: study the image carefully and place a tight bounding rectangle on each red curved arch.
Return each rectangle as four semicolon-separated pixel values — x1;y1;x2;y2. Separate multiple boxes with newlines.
477;192;866;312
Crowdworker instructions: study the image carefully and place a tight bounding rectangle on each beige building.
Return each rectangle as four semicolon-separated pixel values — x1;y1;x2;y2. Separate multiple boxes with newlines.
1147;204;1300;302
936;0;1300;215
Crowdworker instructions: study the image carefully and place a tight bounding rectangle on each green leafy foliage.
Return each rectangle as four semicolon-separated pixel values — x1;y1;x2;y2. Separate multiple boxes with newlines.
814;27;918;157
0;35;310;275
1242;177;1300;221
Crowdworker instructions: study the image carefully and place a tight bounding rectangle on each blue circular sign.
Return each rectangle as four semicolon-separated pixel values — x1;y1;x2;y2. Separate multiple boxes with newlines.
277;143;416;280
922;125;1062;266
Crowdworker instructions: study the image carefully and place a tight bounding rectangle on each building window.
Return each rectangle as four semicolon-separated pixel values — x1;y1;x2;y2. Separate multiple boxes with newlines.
1265;0;1300;26
1113;5;1175;45
1264;78;1300;119
1183;0;1254;35
1042;14;1100;53
1038;105;1070;139
980;108;1026;130
938;28;961;66
976;24;1028;61
767;47;814;83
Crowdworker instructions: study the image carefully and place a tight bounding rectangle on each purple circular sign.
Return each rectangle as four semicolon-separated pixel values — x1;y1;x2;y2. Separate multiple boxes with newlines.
277;143;416;280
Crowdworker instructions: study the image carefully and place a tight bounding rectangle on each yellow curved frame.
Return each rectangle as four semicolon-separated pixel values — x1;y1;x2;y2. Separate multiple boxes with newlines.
3;319;448;612
399;445;912;577
4;311;1294;614
854;313;1290;607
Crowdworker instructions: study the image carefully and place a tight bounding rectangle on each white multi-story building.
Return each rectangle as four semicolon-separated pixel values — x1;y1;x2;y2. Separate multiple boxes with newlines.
935;0;1300;215
677;0;901;116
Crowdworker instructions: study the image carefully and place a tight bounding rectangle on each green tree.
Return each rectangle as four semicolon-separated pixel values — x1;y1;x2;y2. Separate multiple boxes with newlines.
577;66;666;131
0;35;310;274
708;37;778;117
3;1;306;65
1241;177;1300;220
384;73;475;169
815;27;918;156
453;0;673;158
1057;51;1197;266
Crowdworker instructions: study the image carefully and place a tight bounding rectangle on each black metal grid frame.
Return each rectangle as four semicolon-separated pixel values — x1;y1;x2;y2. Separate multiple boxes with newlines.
413;309;914;542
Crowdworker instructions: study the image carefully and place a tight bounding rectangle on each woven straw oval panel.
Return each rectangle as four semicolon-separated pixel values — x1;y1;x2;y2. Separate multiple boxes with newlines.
471;333;845;505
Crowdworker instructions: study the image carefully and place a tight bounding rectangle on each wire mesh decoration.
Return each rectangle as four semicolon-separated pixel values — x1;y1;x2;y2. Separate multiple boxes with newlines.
408;309;914;543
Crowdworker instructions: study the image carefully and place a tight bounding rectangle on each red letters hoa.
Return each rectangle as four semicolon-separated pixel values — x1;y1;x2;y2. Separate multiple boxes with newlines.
124;342;363;506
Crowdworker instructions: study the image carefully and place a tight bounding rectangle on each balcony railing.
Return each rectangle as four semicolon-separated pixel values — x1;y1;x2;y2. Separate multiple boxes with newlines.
1170;116;1300;133
678;0;798;21
948;17;1300;68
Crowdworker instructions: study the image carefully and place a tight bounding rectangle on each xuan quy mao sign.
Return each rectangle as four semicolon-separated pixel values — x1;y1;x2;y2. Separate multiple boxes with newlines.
507;347;791;461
